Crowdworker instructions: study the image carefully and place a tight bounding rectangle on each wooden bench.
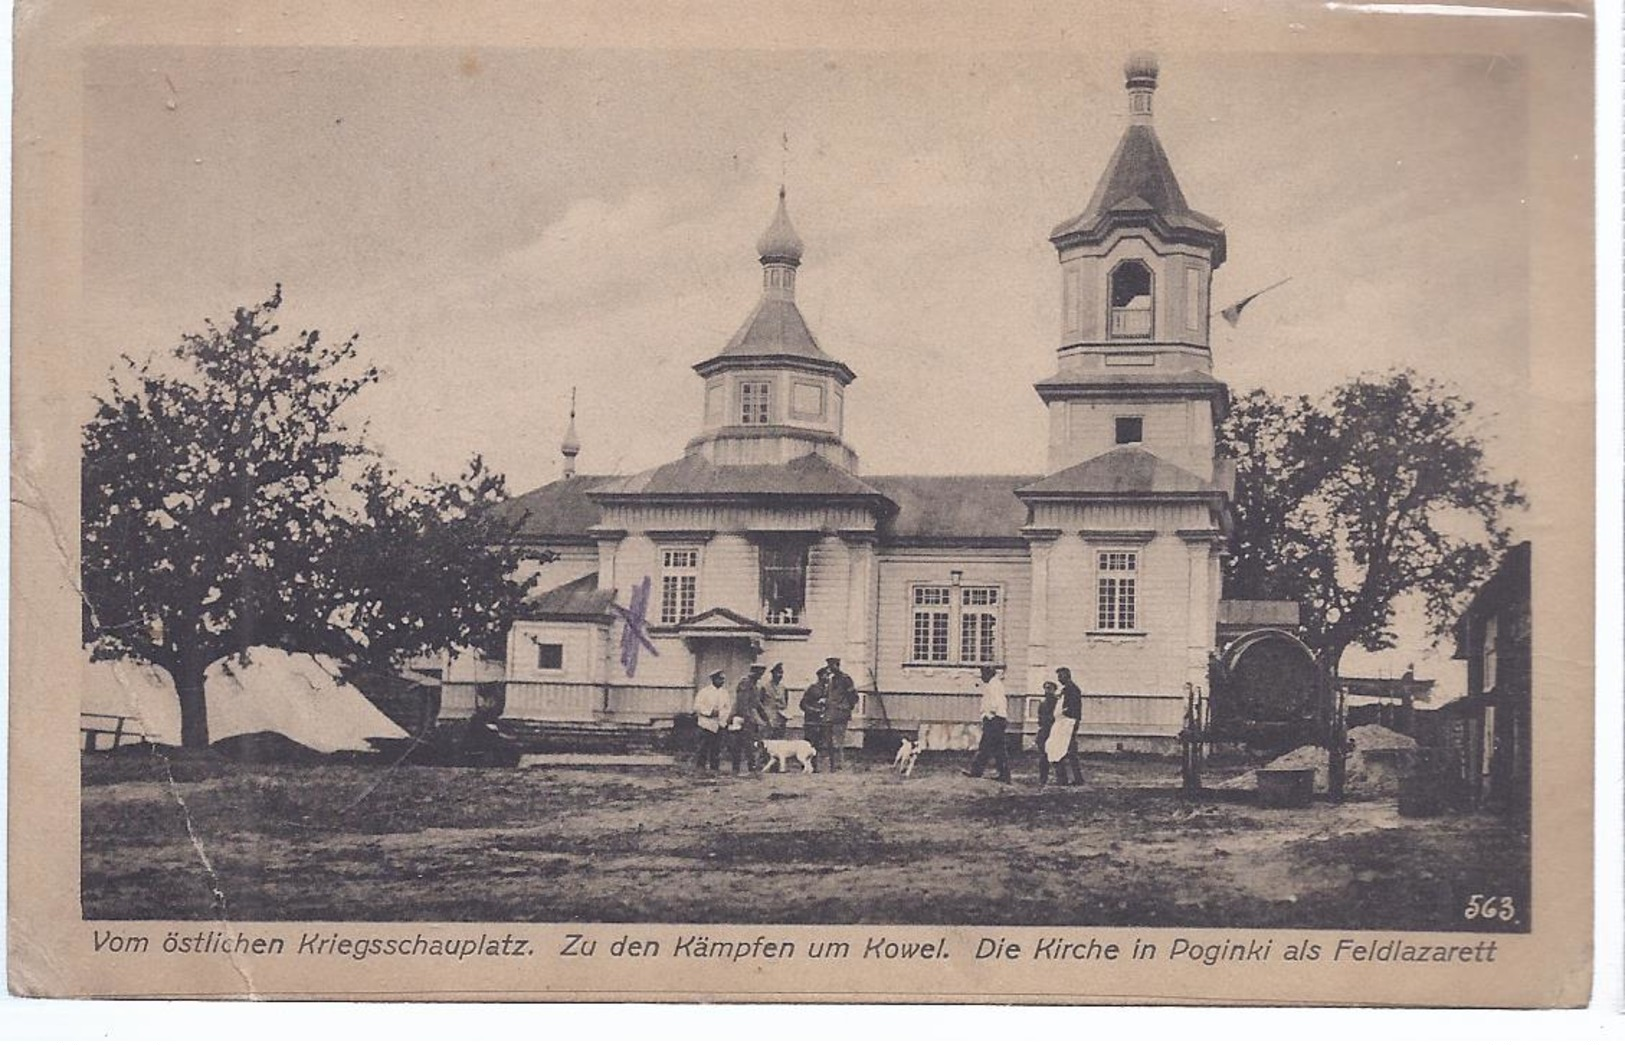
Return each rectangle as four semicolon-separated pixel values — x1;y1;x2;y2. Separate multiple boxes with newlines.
80;713;150;753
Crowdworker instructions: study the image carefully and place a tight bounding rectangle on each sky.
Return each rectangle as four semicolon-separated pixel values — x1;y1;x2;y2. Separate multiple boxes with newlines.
80;46;1536;686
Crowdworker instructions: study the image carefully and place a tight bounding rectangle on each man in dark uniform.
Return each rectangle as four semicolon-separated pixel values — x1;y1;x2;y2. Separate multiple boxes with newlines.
730;664;769;773
824;656;859;773
799;666;831;772
1055;666;1086;786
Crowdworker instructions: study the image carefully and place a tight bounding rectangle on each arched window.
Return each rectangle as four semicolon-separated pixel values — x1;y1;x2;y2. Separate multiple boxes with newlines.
1108;260;1154;339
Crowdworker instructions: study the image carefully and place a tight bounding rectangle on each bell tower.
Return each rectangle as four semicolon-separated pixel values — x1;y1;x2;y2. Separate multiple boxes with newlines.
1037;54;1230;480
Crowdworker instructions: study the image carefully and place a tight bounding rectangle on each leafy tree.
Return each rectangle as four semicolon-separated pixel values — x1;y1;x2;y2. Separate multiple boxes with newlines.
1220;369;1525;678
82;288;534;747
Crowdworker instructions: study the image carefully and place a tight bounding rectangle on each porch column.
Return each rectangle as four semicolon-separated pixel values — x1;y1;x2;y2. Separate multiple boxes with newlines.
839;530;878;687
1021;527;1061;695
1179;528;1226;690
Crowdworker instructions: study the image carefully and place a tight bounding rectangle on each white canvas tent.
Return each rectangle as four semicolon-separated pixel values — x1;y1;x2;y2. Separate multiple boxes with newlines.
82;646;409;753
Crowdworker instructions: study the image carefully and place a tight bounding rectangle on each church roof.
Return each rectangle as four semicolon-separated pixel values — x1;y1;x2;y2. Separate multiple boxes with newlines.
866;474;1038;543
592;453;888;502
708;296;844;369
492;473;615;541
1016;446;1222;498
525;571;617;619
499;469;1056;543
1050;123;1226;262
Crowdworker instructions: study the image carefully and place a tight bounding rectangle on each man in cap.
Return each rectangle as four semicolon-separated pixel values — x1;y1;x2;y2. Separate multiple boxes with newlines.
692;669;730;772
762;663;790;739
823;656;859;773
799;666;831;772
729;664;770;773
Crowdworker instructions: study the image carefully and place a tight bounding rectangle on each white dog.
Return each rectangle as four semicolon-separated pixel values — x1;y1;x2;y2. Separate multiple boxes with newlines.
758;737;818;774
893;737;922;777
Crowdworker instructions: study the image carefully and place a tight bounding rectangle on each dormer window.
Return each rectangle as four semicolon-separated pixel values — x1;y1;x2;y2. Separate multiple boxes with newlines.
740;381;772;425
1108;260;1154;339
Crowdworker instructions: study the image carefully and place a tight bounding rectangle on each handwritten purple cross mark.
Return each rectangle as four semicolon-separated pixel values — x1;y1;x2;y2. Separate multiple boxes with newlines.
612;576;659;677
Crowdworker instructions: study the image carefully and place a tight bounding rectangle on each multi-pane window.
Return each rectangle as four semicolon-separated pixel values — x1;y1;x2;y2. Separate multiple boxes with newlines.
959;586;1001;664
759;539;809;625
1095;550;1139;631
910;583;1000;663
911;586;952;662
740;381;772;425
660;547;699;624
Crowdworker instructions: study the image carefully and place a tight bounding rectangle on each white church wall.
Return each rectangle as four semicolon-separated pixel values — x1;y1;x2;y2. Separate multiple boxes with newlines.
873;547;1033;695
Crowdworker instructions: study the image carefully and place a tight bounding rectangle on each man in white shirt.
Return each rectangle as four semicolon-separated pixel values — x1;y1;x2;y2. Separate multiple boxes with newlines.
962;665;1012;783
693;669;729;772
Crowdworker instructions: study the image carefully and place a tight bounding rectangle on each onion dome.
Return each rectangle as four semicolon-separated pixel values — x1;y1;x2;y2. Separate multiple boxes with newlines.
755;186;805;265
1124;51;1159;91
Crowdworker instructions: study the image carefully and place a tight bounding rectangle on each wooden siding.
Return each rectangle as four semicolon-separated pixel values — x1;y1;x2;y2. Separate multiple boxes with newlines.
873;547;1032;694
506;621;606;684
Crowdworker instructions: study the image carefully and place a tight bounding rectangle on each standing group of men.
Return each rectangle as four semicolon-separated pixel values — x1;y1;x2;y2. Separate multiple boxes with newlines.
690;657;859;773
964;665;1085;786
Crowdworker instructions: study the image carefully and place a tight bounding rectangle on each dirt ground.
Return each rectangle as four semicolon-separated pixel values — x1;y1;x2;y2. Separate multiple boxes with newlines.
81;749;1529;929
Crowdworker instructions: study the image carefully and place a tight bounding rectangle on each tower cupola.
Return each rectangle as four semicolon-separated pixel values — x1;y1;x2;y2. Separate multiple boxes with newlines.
687;190;859;470
1032;56;1231;480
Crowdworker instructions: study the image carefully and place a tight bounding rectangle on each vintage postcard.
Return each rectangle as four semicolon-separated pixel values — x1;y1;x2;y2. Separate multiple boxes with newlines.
9;0;1596;1005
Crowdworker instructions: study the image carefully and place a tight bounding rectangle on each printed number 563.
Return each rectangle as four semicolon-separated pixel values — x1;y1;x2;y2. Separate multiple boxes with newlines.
1463;894;1517;921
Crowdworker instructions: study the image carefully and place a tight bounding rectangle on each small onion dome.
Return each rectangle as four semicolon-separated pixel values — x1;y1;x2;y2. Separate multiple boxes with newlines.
755;186;805;264
1124;51;1159;91
560;414;581;455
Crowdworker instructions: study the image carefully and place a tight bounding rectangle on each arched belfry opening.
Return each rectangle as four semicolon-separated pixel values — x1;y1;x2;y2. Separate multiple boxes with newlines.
1108;259;1154;339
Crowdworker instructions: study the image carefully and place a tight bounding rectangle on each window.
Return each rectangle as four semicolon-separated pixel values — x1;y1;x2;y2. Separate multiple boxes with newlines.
1108;260;1153;339
740;381;771;425
1095;550;1139;631
1185;265;1203;332
1482;615;1499;693
1115;416;1144;445
911;585;952;662
660;547;699;624
910;583;1000;664
759;538;809;625
959;586;1001;664
535;642;564;671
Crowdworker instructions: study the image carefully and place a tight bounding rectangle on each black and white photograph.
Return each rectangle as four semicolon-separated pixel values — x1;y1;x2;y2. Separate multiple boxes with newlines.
10;0;1598;1007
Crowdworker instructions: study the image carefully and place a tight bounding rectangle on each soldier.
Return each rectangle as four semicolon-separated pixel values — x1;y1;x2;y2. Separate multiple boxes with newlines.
799;666;832;772
824;656;859;773
1055;666;1086;786
730;664;770;773
762;663;790;738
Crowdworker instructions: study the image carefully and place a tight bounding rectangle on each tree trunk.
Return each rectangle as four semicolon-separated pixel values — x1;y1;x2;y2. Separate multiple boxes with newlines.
175;652;210;749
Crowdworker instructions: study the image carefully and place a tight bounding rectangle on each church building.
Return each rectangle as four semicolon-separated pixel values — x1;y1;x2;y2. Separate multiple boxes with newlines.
461;55;1236;750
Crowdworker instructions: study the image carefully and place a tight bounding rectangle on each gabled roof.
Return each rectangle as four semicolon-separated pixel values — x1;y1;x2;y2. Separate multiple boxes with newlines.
492;474;614;541
526;571;617;620
1050;124;1226;263
1017;446;1221;498
694;298;854;384
593;452;887;502
866;474;1038;542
